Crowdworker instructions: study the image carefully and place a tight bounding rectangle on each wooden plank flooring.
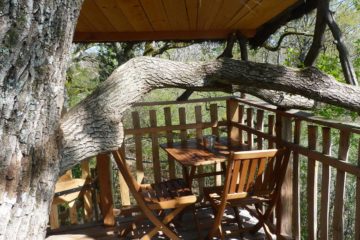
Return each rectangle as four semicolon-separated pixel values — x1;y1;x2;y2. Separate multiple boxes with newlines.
46;207;267;240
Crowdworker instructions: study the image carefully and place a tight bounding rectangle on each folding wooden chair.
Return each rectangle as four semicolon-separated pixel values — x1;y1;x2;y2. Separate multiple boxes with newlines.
112;150;197;240
204;148;291;239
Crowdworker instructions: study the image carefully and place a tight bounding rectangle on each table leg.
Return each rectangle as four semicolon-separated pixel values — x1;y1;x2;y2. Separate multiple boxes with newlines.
182;166;189;184
188;166;197;189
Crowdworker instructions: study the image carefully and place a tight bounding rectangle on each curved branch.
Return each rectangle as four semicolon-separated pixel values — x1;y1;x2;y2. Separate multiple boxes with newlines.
304;0;328;66
325;10;358;86
263;31;313;52
60;57;360;173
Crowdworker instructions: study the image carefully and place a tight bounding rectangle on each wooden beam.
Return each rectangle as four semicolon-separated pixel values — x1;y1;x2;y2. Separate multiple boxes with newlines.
278;115;293;237
293;119;302;239
73;30;256;43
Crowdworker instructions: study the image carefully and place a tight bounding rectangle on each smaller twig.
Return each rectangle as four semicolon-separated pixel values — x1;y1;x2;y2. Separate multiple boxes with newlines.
263;31;313;52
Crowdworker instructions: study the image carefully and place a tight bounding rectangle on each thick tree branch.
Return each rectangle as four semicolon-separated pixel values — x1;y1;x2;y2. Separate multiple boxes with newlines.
60;57;360;173
304;0;328;66
325;11;358;86
234;86;315;109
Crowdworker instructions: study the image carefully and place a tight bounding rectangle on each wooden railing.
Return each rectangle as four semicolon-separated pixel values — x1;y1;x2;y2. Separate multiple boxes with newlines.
49;96;360;240
226;97;360;240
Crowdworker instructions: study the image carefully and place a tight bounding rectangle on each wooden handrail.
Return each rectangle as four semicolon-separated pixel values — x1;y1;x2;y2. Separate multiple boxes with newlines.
132;96;231;107
234;97;360;134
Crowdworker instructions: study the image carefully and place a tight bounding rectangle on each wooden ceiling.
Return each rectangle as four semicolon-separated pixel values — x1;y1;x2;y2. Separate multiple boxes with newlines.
74;0;301;43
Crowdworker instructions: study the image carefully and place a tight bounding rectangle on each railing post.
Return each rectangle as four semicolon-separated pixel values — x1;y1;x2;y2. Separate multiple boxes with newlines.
226;98;240;146
276;111;293;238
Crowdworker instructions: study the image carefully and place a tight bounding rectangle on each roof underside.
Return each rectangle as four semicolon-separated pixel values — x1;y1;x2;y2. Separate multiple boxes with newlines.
74;0;315;45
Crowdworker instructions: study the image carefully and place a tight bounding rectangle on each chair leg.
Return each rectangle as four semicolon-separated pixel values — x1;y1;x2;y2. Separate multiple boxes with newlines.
144;206;186;240
118;214;145;238
233;207;243;231
192;205;202;239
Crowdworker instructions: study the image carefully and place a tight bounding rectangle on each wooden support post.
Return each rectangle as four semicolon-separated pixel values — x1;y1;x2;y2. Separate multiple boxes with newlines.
293;119;301;239
355;139;360;240
333;130;351;240
320;127;331;240
227;99;240;146
276;113;293;237
69;203;78;225
307;125;318;240
96;153;115;226
164;107;176;179
49;204;59;229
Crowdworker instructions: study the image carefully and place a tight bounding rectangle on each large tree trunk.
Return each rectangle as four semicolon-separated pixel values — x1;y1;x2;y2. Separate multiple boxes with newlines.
0;1;82;239
60;56;360;171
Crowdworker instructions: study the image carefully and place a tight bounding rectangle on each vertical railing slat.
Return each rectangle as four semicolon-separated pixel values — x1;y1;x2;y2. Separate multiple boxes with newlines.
307;125;318;240
268;115;275;149
132;111;144;183
210;103;221;186
256;109;264;150
239;105;245;145
226;99;240;146
195;106;204;191
333;130;351;240
164;107;175;179
210;103;219;139
149;110;161;183
179;107;187;145
293;119;301;239
247;108;254;149
320;127;331;240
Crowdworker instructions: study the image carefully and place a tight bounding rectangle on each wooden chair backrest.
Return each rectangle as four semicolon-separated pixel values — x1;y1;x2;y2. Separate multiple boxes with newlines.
222;148;290;198
112;150;141;192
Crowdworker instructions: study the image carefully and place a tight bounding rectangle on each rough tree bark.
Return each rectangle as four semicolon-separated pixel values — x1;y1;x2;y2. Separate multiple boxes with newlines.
60;56;360;172
0;0;82;239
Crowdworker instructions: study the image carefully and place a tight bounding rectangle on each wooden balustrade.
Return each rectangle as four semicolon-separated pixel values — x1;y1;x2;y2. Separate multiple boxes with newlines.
49;96;360;239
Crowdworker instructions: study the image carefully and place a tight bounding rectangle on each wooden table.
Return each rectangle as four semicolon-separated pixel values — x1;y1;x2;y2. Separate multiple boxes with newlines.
161;139;248;188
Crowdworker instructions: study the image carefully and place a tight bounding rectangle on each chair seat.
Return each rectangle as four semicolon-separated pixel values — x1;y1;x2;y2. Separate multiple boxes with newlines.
140;178;197;210
204;185;271;208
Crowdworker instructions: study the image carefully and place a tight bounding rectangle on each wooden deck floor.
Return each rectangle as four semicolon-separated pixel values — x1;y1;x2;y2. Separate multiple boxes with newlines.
46;207;268;240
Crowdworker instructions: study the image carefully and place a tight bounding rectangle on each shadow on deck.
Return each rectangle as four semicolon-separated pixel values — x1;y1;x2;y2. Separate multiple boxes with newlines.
46;206;267;240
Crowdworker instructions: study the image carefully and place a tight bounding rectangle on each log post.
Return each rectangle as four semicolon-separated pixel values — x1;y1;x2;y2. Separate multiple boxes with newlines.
96;153;115;226
276;111;293;237
227;99;240;146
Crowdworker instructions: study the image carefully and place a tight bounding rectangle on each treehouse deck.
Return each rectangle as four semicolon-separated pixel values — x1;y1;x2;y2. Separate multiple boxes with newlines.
46;206;268;240
48;96;360;239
